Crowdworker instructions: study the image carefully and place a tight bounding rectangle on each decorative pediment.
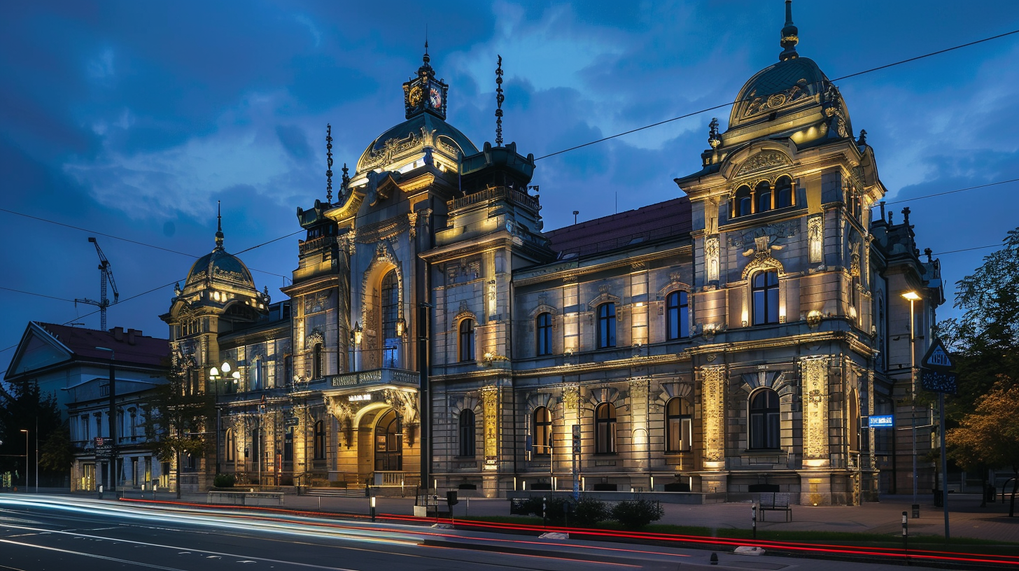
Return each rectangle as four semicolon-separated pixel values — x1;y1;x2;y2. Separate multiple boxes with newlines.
587;291;622;311
734;150;793;178
741;235;786;280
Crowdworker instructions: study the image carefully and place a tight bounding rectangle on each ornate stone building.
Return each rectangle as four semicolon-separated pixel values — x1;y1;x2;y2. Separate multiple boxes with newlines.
163;4;944;504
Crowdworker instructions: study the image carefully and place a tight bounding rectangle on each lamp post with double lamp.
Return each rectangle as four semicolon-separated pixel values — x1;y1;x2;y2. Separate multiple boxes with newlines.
902;290;921;514
20;429;28;491
208;362;240;476
95;346;117;493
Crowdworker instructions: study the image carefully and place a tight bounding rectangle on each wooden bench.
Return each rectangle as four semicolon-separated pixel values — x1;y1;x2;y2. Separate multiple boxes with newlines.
755;491;792;522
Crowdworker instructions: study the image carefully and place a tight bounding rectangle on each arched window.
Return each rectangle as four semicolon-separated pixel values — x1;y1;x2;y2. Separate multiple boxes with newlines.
749;389;780;449
536;312;552;356
312;343;323;379
666;398;692;452
752;271;780;325
313;420;326;460
225;428;235;463
595;402;617;454
775;176;793;208
533;406;551;456
597;303;616;348
381;270;399;367
458;410;475;457
755;181;772;213
459;319;475;362
734;185;752;217
666;291;689;340
381;270;399;338
374;409;402;471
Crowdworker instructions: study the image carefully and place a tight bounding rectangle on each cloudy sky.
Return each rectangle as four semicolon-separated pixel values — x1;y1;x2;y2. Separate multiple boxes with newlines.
3;0;1018;374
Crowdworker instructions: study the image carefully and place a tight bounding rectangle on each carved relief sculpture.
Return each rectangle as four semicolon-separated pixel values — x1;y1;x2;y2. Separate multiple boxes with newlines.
801;357;829;460
702;365;726;463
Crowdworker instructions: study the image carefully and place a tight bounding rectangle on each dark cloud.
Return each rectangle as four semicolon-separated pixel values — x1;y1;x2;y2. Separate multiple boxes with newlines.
275;124;313;161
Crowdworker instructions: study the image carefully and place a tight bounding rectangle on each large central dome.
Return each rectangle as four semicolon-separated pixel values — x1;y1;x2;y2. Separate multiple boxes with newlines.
353;48;478;177
355;112;478;175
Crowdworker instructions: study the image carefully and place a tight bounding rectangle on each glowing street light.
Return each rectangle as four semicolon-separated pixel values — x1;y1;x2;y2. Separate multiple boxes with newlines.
902;290;921;509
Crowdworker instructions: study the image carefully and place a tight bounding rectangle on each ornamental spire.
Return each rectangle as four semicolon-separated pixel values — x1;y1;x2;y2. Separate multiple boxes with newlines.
779;0;799;62
495;55;505;146
215;200;224;250
325;124;334;203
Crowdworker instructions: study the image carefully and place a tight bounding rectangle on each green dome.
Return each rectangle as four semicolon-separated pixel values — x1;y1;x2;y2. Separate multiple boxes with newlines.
729;57;830;130
355;112;478;175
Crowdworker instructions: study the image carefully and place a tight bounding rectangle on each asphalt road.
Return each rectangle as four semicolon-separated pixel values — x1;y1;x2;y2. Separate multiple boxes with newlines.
0;496;962;570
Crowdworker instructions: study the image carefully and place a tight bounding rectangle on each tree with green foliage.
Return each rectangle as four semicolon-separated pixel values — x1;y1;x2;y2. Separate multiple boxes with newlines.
143;359;214;498
946;382;1019;516
939;227;1019;512
939;227;1019;416
0;380;65;488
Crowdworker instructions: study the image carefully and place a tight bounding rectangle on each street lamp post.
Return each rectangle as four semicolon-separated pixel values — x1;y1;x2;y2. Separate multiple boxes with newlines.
95;346;116;493
209;362;240;477
20;429;28;490
902;291;921;512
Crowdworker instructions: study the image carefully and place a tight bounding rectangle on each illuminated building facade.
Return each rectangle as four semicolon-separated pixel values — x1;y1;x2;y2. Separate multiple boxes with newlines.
163;4;943;503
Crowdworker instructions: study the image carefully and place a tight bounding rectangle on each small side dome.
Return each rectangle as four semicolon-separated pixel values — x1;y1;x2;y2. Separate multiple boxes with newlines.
181;205;258;298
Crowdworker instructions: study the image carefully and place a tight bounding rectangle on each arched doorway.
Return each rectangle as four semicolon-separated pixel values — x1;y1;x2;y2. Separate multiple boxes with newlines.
374;409;402;472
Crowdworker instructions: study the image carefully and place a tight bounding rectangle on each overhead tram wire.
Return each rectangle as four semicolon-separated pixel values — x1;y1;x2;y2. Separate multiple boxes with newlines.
533;28;1019;162
4;30;1017;279
0;207;294;280
881;178;1019;206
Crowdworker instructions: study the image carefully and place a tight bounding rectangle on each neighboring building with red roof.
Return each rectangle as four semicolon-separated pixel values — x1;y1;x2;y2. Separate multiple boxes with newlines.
4;322;171;493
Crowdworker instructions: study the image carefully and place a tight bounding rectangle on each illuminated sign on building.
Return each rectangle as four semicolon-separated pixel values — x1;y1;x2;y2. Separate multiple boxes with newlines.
348;394;372;402
868;415;893;428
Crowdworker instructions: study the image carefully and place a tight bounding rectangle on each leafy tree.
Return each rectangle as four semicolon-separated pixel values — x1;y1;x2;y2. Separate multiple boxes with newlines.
939;227;1019;417
143;360;214;498
0;380;64;488
39;421;74;473
946;382;1019;516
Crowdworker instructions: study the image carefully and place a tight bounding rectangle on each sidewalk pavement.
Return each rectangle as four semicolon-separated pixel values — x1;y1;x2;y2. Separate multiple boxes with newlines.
130;490;1017;544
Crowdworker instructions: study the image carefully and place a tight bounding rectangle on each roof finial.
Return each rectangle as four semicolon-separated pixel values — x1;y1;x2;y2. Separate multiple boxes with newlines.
341;163;350;191
423;28;429;65
495;55;504;147
215;200;224;250
779;0;799;62
325;123;334;203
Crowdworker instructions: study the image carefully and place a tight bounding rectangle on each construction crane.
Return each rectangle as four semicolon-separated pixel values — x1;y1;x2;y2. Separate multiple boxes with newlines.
75;237;119;331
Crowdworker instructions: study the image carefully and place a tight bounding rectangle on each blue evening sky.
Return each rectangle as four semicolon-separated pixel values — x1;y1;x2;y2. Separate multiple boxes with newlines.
2;1;1018;373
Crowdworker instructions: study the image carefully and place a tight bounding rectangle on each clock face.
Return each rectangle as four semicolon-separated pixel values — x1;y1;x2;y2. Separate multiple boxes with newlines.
429;86;442;109
408;85;423;107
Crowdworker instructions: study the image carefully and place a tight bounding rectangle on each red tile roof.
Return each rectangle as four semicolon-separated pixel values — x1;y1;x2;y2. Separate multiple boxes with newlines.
35;322;170;367
545;196;691;257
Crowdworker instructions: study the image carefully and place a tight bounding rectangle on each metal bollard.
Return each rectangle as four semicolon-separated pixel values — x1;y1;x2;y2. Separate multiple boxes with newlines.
901;511;908;551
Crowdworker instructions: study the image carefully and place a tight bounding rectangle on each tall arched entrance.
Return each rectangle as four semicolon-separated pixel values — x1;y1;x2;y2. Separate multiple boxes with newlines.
374;409;402;471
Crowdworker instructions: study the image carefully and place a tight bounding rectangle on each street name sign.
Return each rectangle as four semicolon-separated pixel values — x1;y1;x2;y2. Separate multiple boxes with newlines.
921;338;953;370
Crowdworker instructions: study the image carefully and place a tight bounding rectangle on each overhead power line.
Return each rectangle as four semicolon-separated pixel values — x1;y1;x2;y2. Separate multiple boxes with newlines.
534;28;1019;162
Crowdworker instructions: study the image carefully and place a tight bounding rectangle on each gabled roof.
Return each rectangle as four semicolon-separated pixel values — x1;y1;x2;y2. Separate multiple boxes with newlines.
545;197;692;258
5;322;170;380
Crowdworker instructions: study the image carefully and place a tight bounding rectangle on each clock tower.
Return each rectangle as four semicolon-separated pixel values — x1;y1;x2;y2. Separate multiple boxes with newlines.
403;43;448;119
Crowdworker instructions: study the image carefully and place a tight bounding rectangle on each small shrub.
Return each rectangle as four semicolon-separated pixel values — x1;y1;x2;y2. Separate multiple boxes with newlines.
213;473;236;488
544;496;573;525
573;497;608;526
611;498;664;529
